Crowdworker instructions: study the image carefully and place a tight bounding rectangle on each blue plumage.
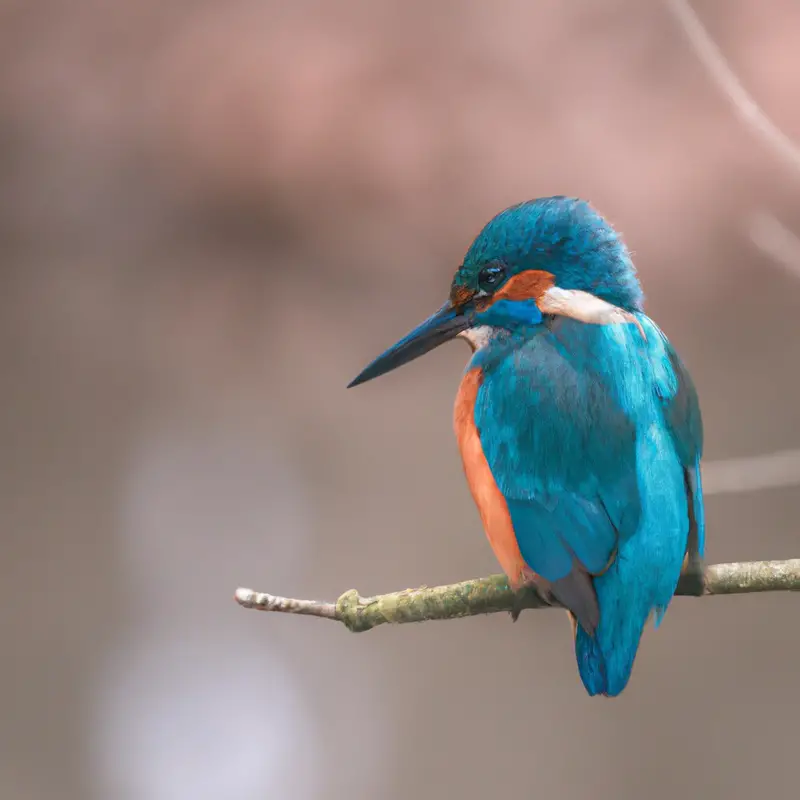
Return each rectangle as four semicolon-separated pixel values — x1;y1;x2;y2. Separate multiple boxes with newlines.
348;196;705;697
458;197;645;312
464;200;704;695
472;314;699;695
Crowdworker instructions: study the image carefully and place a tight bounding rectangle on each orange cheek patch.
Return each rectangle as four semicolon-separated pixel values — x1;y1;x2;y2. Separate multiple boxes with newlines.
450;284;476;309
494;269;555;303
453;367;531;590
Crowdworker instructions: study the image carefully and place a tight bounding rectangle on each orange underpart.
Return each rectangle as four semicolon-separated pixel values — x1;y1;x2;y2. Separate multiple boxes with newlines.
453;367;531;590
493;269;555;303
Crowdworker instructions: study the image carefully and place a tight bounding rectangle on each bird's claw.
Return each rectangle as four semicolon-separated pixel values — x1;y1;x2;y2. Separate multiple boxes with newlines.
508;574;554;622
678;554;707;596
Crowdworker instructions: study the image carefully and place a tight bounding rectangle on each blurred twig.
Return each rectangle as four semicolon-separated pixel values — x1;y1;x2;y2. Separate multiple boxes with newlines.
749;211;800;280
235;559;800;632
699;209;800;495
702;450;800;496
648;4;800;495
666;0;800;173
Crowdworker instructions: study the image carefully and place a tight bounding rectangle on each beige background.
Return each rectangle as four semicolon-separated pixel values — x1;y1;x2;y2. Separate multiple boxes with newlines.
1;2;799;798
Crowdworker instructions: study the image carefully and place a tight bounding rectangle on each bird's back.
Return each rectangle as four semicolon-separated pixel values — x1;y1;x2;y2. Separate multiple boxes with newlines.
460;315;703;695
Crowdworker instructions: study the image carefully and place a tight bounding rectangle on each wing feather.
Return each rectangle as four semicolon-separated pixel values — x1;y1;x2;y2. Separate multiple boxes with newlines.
473;315;703;634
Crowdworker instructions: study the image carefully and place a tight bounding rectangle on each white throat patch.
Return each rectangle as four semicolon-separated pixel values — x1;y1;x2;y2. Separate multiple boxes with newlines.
458;325;493;352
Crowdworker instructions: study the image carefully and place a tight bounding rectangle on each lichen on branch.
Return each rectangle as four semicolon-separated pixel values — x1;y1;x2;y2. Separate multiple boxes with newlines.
234;559;800;633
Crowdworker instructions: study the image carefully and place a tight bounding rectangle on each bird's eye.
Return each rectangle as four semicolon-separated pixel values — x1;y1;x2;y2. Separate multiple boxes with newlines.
478;264;506;292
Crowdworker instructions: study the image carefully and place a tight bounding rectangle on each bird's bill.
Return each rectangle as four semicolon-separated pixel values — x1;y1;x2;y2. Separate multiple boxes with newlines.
347;300;470;388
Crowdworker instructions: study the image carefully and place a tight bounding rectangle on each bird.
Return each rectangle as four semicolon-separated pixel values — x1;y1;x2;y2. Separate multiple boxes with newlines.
347;197;704;697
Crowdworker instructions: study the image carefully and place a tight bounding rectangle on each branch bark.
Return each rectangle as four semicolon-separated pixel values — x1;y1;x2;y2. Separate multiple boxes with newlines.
234;559;800;633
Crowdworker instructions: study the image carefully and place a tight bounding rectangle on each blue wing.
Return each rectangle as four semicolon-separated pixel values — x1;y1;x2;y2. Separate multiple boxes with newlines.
658;337;705;560
473;319;642;634
473;315;702;645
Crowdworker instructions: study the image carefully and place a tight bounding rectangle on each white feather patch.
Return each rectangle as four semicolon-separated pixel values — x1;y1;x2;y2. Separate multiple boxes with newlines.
539;287;646;339
458;325;493;352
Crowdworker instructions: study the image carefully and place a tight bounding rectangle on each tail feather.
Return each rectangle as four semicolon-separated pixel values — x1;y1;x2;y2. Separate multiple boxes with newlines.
574;462;689;695
550;564;599;636
570;411;691;696
574;547;686;696
574;578;654;697
574;569;658;697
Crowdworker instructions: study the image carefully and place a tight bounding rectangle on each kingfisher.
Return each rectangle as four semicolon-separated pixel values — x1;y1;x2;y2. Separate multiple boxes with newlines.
348;197;704;697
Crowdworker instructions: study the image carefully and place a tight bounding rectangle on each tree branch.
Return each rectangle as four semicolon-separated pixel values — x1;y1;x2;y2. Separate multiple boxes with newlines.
234;559;800;633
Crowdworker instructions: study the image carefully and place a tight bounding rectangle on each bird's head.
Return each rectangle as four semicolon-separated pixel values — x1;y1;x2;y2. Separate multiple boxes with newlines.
348;196;643;387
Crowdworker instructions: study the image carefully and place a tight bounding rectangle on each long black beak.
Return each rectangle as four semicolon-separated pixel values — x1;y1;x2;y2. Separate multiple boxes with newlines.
348;301;471;388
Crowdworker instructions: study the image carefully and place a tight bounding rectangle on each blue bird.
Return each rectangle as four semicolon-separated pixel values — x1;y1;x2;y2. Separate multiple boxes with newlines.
348;197;704;696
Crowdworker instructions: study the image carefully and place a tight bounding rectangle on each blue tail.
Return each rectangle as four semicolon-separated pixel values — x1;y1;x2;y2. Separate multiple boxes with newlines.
574;429;690;697
574;549;684;696
574;561;662;697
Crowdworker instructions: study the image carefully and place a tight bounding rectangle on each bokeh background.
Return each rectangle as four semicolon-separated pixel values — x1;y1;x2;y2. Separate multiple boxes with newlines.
3;1;800;798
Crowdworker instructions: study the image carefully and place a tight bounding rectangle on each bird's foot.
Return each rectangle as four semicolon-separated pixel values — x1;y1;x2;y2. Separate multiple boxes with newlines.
677;554;707;596
509;594;527;623
509;570;555;622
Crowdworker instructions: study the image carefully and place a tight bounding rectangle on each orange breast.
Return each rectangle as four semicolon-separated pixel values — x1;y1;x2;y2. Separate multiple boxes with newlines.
453;367;530;590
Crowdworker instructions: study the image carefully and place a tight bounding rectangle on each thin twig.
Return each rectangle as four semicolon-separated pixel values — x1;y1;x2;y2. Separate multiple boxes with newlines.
702;449;800;495
234;589;338;619
667;1;800;492
235;558;800;633
666;0;800;174
749;212;800;280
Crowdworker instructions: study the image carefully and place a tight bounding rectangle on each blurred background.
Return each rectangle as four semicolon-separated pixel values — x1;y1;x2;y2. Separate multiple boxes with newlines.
2;1;800;798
